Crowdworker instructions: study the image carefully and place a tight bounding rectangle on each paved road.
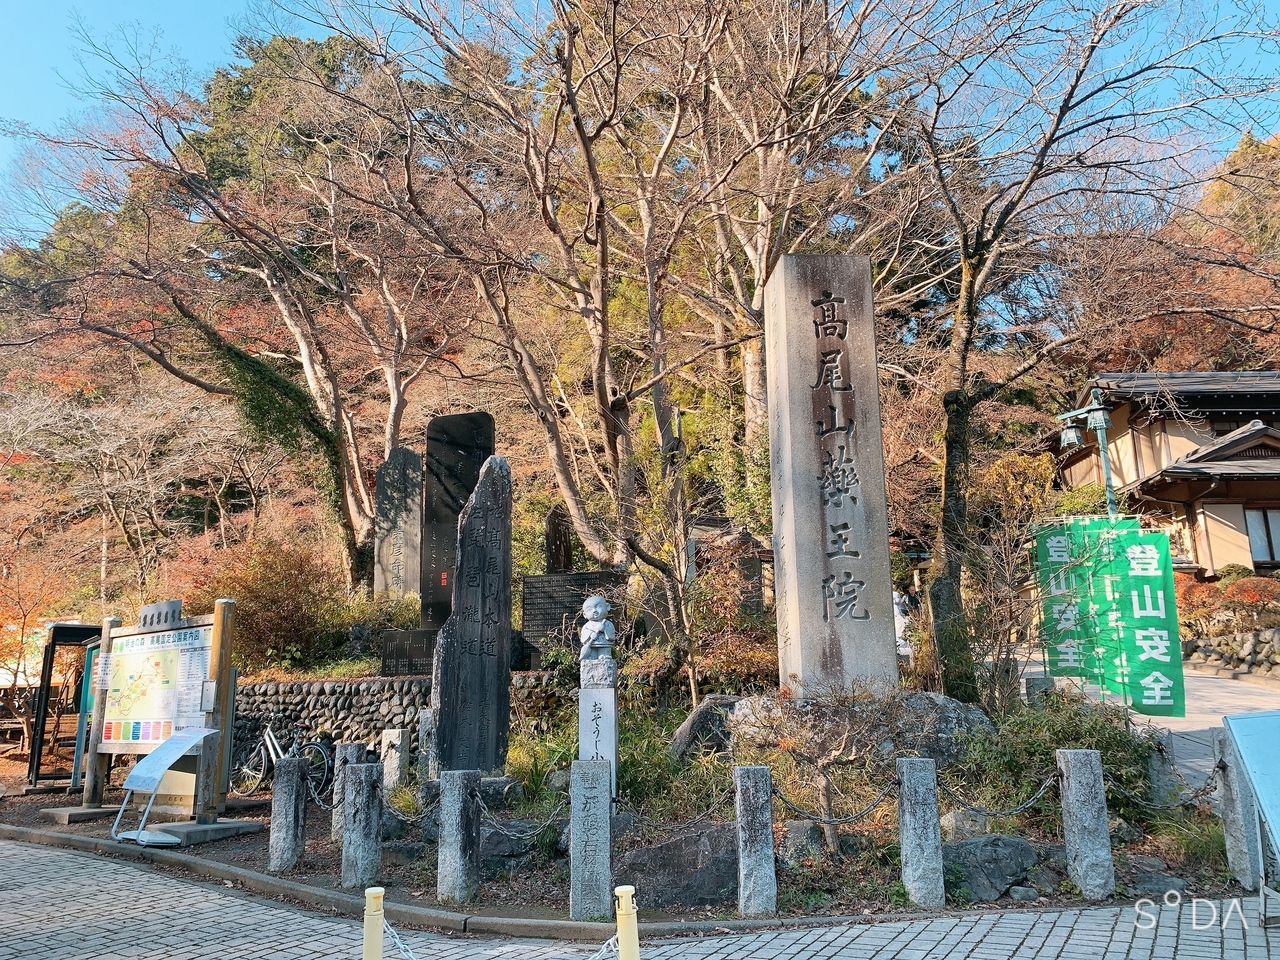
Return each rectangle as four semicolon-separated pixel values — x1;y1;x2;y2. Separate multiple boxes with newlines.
2;841;1275;959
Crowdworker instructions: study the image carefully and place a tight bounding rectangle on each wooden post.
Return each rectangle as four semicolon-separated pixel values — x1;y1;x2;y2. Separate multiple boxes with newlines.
196;599;236;824
81;616;121;808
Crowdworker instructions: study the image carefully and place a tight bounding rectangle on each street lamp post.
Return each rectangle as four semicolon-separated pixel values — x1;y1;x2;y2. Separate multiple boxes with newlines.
1057;387;1118;517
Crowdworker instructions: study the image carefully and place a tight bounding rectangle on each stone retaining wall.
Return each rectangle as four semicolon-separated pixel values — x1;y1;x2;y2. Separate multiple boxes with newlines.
233;678;431;756
232;670;565;756
1184;628;1280;678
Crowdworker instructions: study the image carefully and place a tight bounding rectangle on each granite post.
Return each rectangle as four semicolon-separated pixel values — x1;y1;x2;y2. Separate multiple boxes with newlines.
896;758;944;909
578;657;618;796
734;765;777;918
1056;749;1115;900
382;728;410;792
331;742;365;842
569;760;613;921
341;762;383;889
431;455;512;773
437;769;482;904
417;709;438;797
373;447;423;598
267;756;309;873
1213;728;1262;890
1147;728;1180;807
763;255;898;694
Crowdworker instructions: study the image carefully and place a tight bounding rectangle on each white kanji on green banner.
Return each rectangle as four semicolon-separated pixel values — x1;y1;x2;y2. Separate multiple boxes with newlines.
1035;517;1185;717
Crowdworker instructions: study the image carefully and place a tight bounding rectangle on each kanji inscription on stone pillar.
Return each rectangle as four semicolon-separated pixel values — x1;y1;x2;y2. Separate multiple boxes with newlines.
764;255;898;694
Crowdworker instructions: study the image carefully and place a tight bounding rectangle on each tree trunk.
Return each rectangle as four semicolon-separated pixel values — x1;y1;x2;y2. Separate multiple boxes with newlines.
925;390;980;703
742;337;768;447
815;768;839;852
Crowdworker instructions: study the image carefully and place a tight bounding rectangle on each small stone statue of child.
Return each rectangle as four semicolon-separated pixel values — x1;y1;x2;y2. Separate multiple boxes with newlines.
578;595;616;661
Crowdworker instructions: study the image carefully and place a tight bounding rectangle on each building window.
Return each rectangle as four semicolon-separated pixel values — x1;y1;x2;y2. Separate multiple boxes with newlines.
1244;508;1280;567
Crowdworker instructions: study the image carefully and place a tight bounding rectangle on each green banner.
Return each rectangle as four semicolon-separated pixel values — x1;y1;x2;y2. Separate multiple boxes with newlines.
1035;517;1185;717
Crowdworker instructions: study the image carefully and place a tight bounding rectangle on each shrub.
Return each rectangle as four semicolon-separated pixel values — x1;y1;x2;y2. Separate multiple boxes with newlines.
1221;576;1280;609
184;536;345;671
1176;574;1223;639
1214;563;1256;588
961;690;1160;830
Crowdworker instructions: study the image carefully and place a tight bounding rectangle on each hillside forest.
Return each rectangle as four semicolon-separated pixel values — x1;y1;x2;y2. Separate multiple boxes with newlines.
1;0;1278;707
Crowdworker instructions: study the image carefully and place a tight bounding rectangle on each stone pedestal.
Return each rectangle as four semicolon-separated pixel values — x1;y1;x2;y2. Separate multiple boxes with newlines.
431;456;512;773
331;742;365;842
763;255;898;694
267;756;308;873
733;765;777;918
1056;749;1115;900
578;657;618;796
896;758;944;909
437;769;481;904
374;447;423;598
569;760;613;921
341;762;383;889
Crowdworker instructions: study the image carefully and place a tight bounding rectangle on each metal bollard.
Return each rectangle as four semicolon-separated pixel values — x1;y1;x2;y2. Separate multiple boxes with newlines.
362;887;385;960
615;885;640;960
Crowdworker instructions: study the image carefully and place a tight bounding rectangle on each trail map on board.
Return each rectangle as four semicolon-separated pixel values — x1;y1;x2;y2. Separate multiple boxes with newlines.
100;626;212;752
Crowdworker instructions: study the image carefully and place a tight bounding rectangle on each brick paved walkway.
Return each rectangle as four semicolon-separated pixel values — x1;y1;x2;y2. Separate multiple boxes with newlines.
2;841;1275;959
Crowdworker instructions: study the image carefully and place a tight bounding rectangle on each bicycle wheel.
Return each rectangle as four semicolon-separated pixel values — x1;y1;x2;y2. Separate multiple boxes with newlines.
300;741;331;803
230;742;268;796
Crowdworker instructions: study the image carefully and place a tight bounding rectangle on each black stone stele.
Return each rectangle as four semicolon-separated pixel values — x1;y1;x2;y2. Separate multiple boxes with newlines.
380;629;435;677
520;572;628;646
422;412;496;631
431;455;512;772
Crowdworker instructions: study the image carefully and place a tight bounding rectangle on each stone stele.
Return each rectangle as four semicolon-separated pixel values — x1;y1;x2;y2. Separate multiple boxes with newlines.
763;254;898;694
373;446;423;598
431;455;512;773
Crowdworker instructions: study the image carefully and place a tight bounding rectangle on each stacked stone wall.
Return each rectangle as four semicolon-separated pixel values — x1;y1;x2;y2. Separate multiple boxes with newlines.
1185;628;1280;678
233;670;563;756
233;678;431;756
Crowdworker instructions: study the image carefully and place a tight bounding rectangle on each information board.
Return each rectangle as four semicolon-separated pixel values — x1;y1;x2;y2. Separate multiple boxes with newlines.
98;624;213;752
1035;517;1186;717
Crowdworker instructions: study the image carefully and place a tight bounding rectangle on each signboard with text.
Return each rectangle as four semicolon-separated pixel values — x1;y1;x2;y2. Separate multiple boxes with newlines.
1036;517;1185;717
97;624;213;752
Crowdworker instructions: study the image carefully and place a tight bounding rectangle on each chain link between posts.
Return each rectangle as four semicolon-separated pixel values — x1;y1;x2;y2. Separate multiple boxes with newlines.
382;794;440;827
473;791;569;841
770;779;899;825
383;918;422;960
1103;762;1220;812
585;935;620;960
936;771;1059;819
612;789;735;833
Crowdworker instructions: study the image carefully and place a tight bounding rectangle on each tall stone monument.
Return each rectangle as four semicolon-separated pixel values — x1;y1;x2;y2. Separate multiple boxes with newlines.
421;413;496;631
763;255;898;694
373;447;423;597
430;455;512;772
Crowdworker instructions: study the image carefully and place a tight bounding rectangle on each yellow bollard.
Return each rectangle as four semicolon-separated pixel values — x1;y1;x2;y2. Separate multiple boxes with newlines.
362;886;385;960
614;885;640;960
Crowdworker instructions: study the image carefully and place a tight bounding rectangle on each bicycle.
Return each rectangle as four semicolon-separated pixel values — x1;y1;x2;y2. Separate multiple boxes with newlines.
229;715;333;803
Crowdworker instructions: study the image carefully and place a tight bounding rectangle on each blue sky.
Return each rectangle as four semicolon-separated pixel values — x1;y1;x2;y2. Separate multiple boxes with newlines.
0;1;259;173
